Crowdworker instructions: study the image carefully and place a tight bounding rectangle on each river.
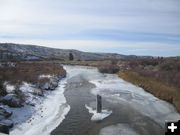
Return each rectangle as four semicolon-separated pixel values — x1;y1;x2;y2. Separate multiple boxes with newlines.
51;65;180;135
11;65;180;135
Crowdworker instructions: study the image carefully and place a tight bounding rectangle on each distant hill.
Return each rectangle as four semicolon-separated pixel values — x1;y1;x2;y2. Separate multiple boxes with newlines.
0;43;152;61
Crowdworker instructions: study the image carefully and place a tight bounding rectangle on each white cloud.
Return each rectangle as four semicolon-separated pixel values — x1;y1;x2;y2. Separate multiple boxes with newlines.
0;0;180;56
0;0;180;35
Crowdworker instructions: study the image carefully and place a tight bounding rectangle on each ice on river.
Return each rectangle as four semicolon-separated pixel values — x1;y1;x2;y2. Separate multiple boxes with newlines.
89;74;180;127
64;65;180;127
64;65;180;126
100;124;140;135
85;104;112;121
10;78;70;135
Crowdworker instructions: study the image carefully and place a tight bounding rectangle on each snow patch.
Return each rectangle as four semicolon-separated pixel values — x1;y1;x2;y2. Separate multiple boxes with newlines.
3;105;35;125
20;82;34;93
39;75;53;78
6;84;15;93
85;104;112;121
10;78;70;135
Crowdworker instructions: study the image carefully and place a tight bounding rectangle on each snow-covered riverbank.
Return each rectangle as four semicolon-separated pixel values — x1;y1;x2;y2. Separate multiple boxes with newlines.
10;78;70;135
8;65;180;135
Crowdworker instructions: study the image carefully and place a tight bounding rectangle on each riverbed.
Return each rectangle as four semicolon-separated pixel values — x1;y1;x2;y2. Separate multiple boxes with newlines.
52;65;180;135
10;65;180;135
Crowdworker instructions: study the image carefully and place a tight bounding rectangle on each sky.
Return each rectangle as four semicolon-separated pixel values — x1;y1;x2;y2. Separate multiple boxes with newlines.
0;0;180;56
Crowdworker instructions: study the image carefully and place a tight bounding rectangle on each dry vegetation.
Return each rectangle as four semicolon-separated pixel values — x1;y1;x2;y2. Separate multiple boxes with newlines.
119;57;180;112
119;71;180;112
97;59;120;74
124;57;180;89
0;62;66;97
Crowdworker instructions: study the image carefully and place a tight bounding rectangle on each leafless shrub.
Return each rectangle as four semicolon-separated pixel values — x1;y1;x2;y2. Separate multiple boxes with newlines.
98;64;119;74
0;62;66;96
126;57;180;89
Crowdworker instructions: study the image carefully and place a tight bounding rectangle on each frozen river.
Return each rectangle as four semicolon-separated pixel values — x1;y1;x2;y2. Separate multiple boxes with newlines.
11;65;180;135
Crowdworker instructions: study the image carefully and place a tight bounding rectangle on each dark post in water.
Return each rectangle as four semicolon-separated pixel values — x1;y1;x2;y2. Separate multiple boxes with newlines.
97;94;102;113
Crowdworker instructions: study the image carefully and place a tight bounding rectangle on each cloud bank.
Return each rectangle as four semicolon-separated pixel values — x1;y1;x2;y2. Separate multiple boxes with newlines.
0;0;180;56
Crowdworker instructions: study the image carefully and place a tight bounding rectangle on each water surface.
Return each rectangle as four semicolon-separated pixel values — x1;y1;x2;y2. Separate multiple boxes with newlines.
51;65;180;135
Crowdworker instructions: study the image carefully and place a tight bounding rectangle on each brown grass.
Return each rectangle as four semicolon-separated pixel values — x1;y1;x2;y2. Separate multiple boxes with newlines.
0;62;66;96
0;62;65;84
124;57;180;89
98;64;119;74
119;71;180;112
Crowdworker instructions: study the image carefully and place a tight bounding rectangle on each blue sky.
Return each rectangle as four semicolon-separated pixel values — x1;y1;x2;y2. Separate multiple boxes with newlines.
0;0;180;56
